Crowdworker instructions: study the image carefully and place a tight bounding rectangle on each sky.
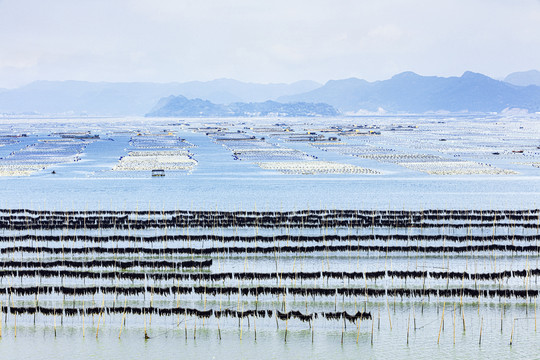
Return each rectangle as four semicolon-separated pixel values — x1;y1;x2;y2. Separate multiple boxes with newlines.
0;0;539;88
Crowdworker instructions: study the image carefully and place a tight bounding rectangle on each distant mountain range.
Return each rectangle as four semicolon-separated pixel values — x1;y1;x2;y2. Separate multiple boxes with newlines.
504;70;540;87
1;71;540;116
146;95;339;117
279;71;540;113
0;79;320;116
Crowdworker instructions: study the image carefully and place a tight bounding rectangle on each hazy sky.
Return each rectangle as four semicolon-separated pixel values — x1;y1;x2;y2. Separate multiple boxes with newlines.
1;0;539;87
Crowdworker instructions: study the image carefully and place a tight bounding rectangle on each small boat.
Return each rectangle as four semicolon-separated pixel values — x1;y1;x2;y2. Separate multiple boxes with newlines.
151;169;165;177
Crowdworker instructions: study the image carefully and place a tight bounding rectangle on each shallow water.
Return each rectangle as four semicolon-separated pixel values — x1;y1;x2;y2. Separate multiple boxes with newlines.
0;306;537;360
0;115;539;359
0;115;538;210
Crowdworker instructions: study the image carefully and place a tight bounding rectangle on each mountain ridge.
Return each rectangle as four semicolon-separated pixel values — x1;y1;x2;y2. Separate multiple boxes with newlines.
146;95;340;117
0;79;321;116
278;71;540;113
504;70;540;87
1;72;540;115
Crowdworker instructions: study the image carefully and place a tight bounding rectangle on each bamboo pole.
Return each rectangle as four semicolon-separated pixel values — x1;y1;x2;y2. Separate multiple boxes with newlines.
386;299;392;331
284;315;288;343
119;297;127;339
510;318;515;346
96;295;104;339
371;318;374;346
462;305;466;333
218;291;222;340
311;317;315;343
240;302;244;340
437;302;445;344
176;282;180;327
479;317;483;346
501;307;504;333
407;313;410;346
149;287;154;326
82;300;85;338
341;318;344;345
413;304;416;331
453;303;456;345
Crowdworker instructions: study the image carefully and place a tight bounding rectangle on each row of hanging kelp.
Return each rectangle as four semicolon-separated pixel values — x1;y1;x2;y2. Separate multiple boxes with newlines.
0;233;539;243
0;208;538;230
3;305;372;323
1;268;539;281
1;208;537;215
2;243;540;256
0;207;539;343
1;284;536;298
0;259;212;269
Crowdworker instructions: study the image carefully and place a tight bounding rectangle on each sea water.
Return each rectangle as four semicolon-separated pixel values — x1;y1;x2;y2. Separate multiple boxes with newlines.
0;115;539;359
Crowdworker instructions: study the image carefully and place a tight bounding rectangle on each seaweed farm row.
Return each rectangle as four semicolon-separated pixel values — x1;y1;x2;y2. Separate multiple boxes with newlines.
2;268;539;281
1;208;537;215
0;285;536;299
112;135;197;173
0;139;92;176
0;207;538;349
1;115;540;180
0;233;539;242
4;244;540;255
209;131;378;174
0;208;538;229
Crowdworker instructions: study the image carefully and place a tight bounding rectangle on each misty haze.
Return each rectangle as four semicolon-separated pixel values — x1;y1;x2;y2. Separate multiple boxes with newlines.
0;1;539;360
